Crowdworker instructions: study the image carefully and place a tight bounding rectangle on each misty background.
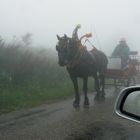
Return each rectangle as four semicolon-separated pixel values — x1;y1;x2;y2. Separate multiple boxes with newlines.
0;0;140;113
0;0;140;55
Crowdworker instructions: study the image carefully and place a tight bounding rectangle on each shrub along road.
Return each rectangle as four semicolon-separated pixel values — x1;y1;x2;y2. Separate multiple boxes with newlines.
0;87;140;140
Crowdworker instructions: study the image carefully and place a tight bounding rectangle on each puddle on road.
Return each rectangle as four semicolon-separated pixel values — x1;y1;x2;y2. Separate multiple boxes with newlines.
68;121;129;140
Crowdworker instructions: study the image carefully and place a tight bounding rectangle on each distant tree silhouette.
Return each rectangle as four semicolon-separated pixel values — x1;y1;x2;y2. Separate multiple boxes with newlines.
21;33;32;47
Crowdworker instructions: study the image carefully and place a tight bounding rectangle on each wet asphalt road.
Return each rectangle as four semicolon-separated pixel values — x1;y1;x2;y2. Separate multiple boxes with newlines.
0;87;140;140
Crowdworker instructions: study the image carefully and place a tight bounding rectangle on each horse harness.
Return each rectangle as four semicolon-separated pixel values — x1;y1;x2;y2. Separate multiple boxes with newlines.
66;40;97;68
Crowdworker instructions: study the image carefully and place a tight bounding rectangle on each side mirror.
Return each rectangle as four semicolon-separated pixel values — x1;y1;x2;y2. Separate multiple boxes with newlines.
115;86;140;123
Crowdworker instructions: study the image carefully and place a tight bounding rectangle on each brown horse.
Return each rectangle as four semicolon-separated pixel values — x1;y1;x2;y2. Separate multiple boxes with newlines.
56;34;108;107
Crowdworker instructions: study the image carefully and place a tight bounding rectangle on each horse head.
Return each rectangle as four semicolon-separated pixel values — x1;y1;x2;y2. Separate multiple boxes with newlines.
56;34;78;66
56;34;70;66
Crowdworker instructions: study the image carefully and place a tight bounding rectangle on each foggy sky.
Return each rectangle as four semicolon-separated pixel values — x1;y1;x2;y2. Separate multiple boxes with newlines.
0;0;140;55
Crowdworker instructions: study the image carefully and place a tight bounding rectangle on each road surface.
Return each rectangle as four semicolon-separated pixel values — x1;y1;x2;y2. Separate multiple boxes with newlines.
0;87;140;140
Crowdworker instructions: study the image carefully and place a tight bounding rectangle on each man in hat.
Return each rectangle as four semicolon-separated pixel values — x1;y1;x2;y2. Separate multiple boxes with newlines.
112;38;130;68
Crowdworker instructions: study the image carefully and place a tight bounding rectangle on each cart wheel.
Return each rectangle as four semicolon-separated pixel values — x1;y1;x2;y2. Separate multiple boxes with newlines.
136;74;140;83
114;79;118;89
114;78;127;88
126;76;136;87
114;79;122;89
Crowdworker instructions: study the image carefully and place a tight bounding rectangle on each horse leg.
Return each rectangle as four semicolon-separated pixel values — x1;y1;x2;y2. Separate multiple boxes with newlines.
94;73;100;100
83;77;89;106
100;73;105;99
71;77;80;107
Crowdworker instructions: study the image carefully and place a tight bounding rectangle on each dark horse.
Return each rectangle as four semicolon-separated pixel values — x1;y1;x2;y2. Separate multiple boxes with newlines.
56;34;108;107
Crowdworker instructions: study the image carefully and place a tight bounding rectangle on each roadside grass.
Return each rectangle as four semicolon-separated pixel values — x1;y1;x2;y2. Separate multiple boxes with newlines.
0;83;72;113
0;78;97;113
0;78;113;114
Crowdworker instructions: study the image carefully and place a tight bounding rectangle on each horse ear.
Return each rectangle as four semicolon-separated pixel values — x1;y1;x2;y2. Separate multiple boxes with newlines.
57;35;61;40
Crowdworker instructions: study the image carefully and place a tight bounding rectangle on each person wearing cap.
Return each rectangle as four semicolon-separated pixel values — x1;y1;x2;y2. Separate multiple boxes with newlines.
112;38;130;68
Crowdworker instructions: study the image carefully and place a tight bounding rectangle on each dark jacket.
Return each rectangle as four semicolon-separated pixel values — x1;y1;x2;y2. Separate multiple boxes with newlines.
112;42;130;68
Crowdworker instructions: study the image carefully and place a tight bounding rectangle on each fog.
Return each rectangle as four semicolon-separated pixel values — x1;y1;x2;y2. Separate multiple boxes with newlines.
0;0;140;55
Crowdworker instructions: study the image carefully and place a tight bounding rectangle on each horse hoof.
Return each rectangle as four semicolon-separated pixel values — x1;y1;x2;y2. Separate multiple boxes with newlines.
73;101;80;108
94;95;100;101
73;104;80;108
101;94;105;99
83;104;89;108
100;96;105;101
84;100;89;106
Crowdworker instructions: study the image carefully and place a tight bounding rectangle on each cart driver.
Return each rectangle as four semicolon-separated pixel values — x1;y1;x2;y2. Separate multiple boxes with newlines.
112;38;130;69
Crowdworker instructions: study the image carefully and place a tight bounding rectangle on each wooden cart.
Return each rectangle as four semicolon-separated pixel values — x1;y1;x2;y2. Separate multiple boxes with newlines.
106;51;140;88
